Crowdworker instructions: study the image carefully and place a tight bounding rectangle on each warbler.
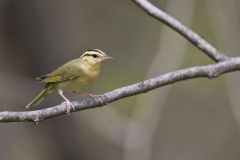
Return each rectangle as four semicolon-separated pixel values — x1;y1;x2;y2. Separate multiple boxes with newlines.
26;49;113;113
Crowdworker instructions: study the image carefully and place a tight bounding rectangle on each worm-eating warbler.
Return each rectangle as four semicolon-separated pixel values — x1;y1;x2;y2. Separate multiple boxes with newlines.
26;49;113;113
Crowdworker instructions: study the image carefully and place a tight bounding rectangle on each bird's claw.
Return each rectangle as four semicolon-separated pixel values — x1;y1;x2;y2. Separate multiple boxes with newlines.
87;94;104;105
62;100;75;116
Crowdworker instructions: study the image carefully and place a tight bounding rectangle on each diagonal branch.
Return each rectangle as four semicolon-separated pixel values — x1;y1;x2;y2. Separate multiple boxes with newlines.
0;57;240;123
132;0;229;62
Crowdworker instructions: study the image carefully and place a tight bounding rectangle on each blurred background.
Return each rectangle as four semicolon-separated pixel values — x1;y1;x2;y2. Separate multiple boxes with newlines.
0;0;240;159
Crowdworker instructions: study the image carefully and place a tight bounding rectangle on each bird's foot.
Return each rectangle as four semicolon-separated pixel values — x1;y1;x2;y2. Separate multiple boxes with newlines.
62;100;75;116
75;92;104;105
58;89;76;115
87;94;104;105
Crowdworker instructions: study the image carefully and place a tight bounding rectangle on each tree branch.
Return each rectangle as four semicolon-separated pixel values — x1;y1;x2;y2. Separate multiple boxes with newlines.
132;0;229;62
0;0;238;123
0;57;240;123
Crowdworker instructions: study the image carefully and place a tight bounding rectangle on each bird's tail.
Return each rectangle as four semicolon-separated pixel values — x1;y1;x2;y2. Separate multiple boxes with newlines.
26;88;49;108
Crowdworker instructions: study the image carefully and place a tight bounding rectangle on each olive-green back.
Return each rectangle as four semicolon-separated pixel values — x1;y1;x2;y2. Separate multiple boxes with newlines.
37;59;84;83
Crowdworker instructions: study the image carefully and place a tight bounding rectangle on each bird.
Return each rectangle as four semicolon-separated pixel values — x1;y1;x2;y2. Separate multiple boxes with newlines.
26;49;113;114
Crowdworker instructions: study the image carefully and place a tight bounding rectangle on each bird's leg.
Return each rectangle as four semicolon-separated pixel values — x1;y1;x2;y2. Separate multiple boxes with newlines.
58;89;75;115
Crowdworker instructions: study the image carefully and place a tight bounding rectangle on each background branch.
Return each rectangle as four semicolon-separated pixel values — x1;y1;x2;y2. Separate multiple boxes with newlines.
132;0;229;62
1;57;240;123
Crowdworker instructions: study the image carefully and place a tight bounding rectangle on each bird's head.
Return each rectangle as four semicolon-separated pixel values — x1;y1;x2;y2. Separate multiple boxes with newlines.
80;49;113;66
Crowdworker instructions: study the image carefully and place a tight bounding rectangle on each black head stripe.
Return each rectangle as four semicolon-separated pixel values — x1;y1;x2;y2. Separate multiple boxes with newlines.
82;53;98;58
84;53;91;57
86;49;104;54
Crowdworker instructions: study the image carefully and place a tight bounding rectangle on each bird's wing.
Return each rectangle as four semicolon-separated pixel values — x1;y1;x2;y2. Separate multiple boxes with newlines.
36;59;84;83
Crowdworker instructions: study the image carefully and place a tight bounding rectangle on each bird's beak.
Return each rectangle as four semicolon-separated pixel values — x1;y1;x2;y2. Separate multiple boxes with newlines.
100;55;113;61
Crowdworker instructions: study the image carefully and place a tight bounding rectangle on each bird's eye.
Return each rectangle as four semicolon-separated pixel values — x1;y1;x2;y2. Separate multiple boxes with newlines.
92;54;98;58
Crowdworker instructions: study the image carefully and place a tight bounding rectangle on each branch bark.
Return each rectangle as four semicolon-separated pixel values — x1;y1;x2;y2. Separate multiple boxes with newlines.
0;57;240;123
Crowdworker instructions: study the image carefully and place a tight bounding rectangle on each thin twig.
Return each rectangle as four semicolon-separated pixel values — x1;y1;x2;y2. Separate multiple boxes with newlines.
0;57;240;123
132;0;229;62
